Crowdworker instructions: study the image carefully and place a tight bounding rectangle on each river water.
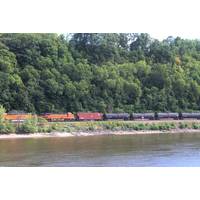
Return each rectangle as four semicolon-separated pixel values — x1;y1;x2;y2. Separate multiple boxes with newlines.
1;133;200;167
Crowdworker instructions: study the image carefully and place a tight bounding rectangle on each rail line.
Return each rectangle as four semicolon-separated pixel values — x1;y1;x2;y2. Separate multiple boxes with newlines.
3;111;200;122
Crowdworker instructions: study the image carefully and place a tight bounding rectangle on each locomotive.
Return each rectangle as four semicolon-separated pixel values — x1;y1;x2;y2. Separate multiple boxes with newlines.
3;111;200;122
41;113;75;121
3;110;32;122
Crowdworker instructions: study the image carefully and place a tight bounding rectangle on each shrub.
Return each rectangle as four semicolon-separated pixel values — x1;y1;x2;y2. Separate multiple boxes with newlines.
0;123;8;134
170;122;176;129
179;122;189;129
5;122;16;133
63;126;73;132
50;123;59;130
18;117;38;133
37;117;50;132
0;121;16;134
157;123;174;130
137;123;145;130
149;123;159;130
50;123;63;131
192;123;198;129
191;123;200;129
0;105;6;121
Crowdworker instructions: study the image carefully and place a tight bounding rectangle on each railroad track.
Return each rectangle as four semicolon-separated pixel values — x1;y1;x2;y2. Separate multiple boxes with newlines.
10;119;200;124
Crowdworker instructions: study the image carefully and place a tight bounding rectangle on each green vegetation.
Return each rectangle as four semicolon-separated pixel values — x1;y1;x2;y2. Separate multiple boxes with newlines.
178;122;189;129
1;103;200;134
18;117;38;133
0;121;16;134
0;105;16;134
1;33;200;113
1;102;200;134
16;116;52;134
40;121;200;133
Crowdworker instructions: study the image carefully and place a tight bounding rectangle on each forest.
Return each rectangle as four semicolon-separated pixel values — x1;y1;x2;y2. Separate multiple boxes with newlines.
0;33;200;114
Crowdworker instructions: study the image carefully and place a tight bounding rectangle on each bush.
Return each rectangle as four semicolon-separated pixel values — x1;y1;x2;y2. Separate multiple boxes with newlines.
170;122;176;129
192;123;198;129
13;120;181;134
5;122;16;133
0;104;17;134
0;121;16;134
49;123;71;132
191;123;200;129
149;123;159;130
18;117;38;133
157;123;174;130
37;117;51;132
179;122;189;129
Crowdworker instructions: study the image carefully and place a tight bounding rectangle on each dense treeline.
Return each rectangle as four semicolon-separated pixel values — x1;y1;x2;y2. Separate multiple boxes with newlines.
0;33;200;113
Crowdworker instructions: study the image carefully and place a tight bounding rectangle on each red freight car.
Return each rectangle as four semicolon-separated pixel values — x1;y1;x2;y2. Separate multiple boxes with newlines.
76;112;103;121
41;112;75;121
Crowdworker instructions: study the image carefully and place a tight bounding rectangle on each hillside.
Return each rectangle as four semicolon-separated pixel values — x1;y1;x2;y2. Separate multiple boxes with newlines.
0;33;200;113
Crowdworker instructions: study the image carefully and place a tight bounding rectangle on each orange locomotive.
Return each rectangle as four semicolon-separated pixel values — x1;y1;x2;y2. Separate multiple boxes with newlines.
40;112;75;121
3;113;32;122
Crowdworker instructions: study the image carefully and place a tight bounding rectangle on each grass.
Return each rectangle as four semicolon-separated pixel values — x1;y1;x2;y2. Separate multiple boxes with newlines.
58;121;200;133
1;119;200;134
52;121;179;132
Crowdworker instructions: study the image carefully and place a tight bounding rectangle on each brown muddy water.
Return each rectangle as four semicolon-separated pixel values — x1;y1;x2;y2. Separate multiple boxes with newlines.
1;133;200;166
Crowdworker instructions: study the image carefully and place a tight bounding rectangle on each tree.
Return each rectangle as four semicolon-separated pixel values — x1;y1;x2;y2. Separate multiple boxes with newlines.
0;105;6;122
0;33;200;113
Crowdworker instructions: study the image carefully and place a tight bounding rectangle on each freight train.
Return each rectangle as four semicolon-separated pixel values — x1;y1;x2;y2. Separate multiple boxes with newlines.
3;111;200;122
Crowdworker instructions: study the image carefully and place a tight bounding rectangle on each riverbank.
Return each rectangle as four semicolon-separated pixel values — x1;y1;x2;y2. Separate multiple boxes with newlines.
1;128;200;139
2;119;200;139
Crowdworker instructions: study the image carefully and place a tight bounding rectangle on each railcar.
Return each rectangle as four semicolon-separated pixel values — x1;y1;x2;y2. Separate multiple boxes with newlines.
4;110;200;123
76;112;103;121
4;113;32;122
179;112;200;120
131;113;155;120
155;112;179;120
40;112;75;121
103;113;129;120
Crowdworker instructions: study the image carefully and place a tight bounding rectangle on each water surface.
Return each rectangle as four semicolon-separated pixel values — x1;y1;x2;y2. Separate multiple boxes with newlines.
1;133;200;166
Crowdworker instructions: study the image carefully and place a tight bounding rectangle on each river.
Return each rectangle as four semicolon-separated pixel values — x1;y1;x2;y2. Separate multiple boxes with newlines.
0;133;200;166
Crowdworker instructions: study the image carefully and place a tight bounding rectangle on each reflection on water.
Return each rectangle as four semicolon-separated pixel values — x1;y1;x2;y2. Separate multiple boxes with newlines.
0;133;200;166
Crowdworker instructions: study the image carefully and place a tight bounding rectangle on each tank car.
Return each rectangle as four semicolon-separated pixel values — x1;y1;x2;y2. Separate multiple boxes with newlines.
155;112;179;120
103;113;129;120
131;113;155;120
179;112;200;120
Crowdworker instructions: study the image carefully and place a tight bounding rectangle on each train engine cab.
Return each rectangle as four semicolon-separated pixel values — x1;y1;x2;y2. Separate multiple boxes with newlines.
41;112;75;122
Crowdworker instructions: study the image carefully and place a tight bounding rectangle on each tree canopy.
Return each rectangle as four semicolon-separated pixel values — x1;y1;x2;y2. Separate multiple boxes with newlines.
0;33;200;113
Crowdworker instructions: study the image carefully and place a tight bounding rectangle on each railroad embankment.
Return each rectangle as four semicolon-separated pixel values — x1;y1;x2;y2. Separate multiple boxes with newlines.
1;119;200;139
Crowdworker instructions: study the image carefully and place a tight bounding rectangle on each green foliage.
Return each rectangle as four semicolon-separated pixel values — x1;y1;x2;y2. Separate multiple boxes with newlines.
3;119;200;134
17;116;53;134
192;123;199;129
37;117;51;132
0;105;16;134
179;122;189;129
1;33;200;113
0;105;5;122
0;121;16;134
50;121;178;132
18;117;38;133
